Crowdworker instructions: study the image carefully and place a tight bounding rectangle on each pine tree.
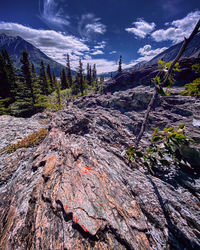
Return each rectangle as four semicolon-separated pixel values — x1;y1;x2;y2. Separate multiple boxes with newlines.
31;63;48;112
1;48;17;103
118;55;122;73
20;50;35;105
66;54;73;87
78;59;84;95
60;68;68;90
0;53;10;99
87;63;91;85
11;51;34;117
40;60;50;95
0;53;10;114
92;64;97;84
47;64;53;91
52;71;57;91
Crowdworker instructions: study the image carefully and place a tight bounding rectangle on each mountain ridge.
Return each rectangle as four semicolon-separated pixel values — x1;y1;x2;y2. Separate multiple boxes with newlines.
0;33;75;77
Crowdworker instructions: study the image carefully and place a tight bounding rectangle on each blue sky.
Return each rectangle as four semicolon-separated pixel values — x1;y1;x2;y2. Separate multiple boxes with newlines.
0;0;199;73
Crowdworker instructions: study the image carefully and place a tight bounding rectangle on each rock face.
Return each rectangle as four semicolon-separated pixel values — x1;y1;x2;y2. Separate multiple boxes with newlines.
104;57;200;93
0;87;200;249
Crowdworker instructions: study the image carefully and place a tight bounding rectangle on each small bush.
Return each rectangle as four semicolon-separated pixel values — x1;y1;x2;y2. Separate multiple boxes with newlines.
127;124;193;174
180;78;200;97
7;128;48;153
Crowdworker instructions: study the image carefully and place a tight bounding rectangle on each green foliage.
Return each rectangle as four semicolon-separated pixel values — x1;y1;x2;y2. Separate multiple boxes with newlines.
118;55;122;73
66;53;73;88
180;78;200;97
153;60;180;96
7;128;48;154
60;68;68;90
126;124;193;174
40;60;51;95
192;64;200;72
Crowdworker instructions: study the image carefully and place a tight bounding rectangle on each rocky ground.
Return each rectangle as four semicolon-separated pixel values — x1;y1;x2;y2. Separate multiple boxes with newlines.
0;86;200;249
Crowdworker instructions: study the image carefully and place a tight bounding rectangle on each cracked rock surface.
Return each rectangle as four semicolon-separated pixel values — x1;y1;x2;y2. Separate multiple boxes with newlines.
0;86;200;249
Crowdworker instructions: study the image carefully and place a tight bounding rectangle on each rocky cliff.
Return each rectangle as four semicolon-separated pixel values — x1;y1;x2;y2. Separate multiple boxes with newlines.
0;87;200;249
104;57;200;94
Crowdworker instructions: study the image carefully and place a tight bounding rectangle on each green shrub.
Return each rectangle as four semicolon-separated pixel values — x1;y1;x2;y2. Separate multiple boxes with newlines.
180;78;200;97
127;124;193;174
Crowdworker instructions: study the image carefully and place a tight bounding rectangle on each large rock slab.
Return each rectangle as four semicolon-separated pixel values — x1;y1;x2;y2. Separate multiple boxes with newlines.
0;87;200;249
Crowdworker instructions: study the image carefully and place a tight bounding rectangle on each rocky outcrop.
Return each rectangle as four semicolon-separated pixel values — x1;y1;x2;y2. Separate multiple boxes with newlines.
104;58;200;93
0;87;200;249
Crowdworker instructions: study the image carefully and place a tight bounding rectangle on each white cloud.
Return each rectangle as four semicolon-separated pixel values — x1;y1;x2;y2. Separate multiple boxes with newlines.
151;10;200;43
0;21;89;66
91;50;104;55
94;41;106;49
78;13;106;39
125;18;156;38
109;51;117;54
39;0;70;30
138;44;168;57
122;45;168;70
80;59;117;74
85;23;106;34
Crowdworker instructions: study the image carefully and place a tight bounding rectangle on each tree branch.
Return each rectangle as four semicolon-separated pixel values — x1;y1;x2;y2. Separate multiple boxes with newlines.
135;18;200;148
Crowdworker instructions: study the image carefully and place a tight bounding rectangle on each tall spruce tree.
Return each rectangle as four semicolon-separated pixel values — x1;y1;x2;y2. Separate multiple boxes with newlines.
31;63;48;112
1;48;16;103
86;63;91;85
118;55;122;73
66;54;73;87
11;50;35;117
60;68;68;90
47;64;53;91
0;53;10;114
78;59;84;95
52;71;57;91
20;50;35;105
40;60;50;95
92;64;97;84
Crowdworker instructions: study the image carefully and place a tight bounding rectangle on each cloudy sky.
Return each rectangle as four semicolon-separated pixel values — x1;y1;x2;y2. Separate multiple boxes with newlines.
0;0;199;73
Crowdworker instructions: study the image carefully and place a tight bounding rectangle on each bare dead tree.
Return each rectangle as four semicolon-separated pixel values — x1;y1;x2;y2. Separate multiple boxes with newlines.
135;19;200;148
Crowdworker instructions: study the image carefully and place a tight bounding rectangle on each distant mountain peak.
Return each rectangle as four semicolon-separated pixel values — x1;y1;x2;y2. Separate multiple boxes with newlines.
0;33;68;76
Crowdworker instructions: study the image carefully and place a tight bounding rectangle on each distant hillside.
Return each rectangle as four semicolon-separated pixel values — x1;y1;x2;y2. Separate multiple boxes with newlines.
0;33;75;77
105;33;200;77
147;33;200;66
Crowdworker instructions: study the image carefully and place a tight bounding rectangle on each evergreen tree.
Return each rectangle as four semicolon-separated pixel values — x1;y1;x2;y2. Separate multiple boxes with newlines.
11;51;35;117
47;64;53;83
40;60;50;95
1;48;17;103
31;63;48;113
20;51;35;105
89;65;92;81
0;53;10;114
118;55;122;73
86;63;91;85
92;64;97;83
66;54;73;87
78;59;84;95
47;64;53;91
0;53;10;99
60;68;68;90
52;71;57;91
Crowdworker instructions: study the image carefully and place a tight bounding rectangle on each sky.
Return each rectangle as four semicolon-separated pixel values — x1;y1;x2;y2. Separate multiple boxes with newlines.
0;0;199;73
